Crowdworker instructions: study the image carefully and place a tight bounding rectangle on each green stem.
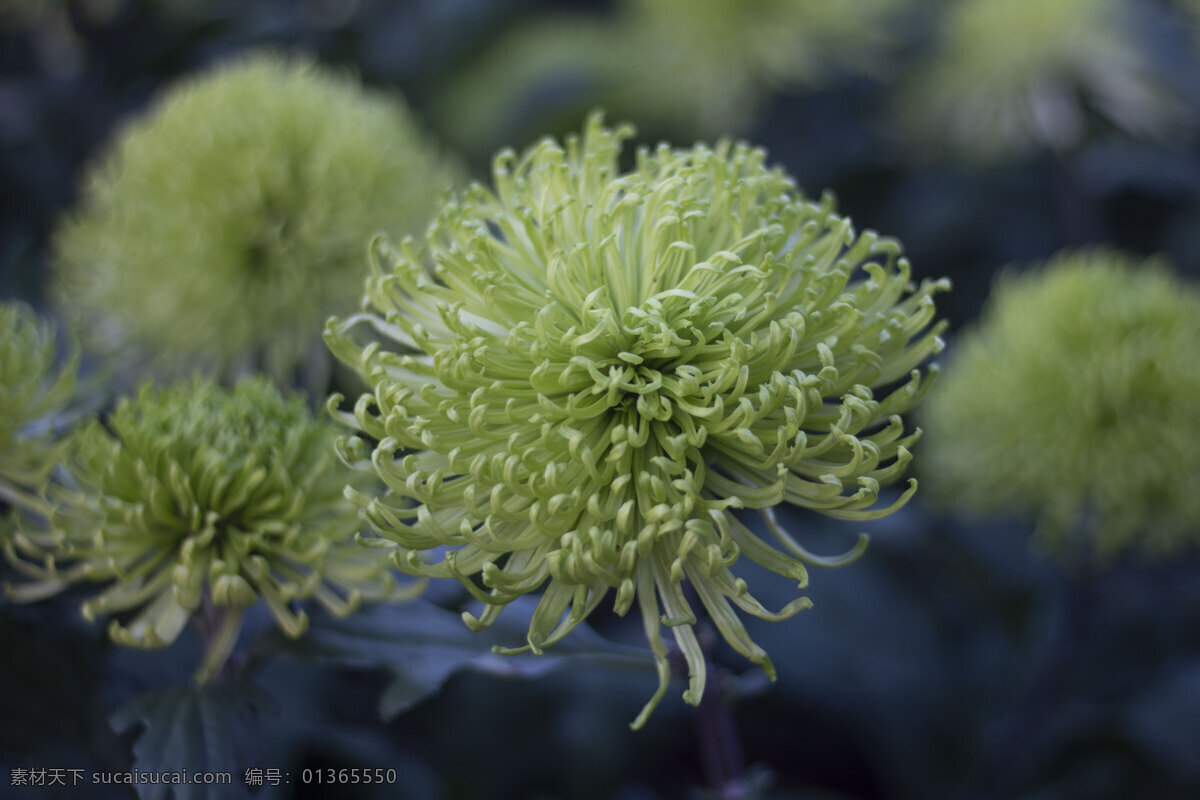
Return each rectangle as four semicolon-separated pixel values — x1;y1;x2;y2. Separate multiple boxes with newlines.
675;598;749;800
194;605;245;685
694;643;748;800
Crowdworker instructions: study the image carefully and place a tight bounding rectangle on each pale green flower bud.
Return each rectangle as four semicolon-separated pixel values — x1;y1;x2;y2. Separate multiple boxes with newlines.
326;114;948;727
53;51;459;381
922;250;1200;559
3;377;420;681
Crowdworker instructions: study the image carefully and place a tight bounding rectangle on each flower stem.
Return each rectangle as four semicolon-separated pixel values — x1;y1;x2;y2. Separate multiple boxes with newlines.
194;600;245;686
695;654;748;799
675;617;749;800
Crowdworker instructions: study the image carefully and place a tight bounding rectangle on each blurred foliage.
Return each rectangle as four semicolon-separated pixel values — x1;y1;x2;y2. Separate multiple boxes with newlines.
3;0;1200;799
262;597;656;720
110;682;268;800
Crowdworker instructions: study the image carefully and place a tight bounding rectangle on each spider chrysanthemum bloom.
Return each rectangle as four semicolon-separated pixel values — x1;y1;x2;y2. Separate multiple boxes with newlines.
3;378;418;682
54;52;458;381
902;0;1180;161
0;301;77;509
921;250;1200;559
325;115;948;727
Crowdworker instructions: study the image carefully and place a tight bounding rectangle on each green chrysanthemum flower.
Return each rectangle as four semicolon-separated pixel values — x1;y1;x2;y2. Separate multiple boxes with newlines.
54;52;458;381
922;250;1200;559
902;0;1180;161
0;301;77;510
3;377;418;682
325;115;948;728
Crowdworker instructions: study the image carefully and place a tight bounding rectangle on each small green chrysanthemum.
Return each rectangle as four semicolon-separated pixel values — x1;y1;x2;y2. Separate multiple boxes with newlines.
902;0;1179;161
54;52;458;381
326;115;948;727
3;378;418;682
921;250;1200;558
0;301;77;509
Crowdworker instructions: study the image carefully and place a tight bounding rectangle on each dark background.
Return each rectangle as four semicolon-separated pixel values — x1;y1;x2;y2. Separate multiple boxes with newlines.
3;1;1200;798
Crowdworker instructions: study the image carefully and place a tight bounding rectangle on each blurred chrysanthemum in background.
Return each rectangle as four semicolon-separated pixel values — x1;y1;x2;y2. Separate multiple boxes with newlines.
3;377;418;682
0;0;63;30
901;0;1181;161
0;301;77;510
326;114;948;727
53;52;459;384
433;0;904;156
920;250;1200;559
618;0;905;137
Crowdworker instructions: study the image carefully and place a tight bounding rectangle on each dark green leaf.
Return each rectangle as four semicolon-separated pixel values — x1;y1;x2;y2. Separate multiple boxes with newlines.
261;598;655;719
110;682;271;800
